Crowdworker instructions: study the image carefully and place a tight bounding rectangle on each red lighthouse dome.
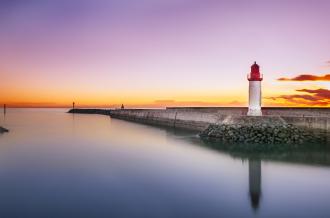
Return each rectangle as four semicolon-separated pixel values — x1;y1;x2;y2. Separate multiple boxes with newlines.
248;62;263;81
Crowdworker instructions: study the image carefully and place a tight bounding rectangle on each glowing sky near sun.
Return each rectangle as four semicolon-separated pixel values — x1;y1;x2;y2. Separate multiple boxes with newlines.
1;0;330;108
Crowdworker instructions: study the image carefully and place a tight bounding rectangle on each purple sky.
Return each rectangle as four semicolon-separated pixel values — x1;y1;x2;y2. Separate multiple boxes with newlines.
1;0;330;107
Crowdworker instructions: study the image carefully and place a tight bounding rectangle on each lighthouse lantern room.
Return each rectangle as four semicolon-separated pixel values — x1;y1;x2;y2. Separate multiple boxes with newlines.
247;62;263;116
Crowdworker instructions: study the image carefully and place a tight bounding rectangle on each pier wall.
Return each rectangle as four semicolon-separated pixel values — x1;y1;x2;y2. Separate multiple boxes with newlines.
166;107;330;117
69;107;330;132
109;109;220;131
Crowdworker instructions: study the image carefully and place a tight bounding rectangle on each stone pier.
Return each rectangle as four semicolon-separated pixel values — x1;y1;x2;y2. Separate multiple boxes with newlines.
68;107;330;132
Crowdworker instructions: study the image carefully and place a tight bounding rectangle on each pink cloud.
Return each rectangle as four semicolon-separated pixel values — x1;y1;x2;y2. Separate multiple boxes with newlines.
278;74;330;81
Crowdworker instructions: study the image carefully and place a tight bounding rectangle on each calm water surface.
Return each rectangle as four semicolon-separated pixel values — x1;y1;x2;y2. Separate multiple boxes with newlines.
0;109;330;218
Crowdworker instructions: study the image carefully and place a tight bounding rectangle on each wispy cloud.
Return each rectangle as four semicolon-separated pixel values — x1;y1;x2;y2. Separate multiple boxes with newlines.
326;60;330;68
278;74;330;81
268;88;330;106
297;88;330;99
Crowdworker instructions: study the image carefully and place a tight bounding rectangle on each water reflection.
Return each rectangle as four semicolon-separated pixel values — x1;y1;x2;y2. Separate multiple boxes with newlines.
1;109;330;217
249;159;261;210
168;128;330;212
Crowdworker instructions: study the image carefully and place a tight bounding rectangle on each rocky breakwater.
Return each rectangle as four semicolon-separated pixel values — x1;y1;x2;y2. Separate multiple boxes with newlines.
0;126;9;133
200;115;326;145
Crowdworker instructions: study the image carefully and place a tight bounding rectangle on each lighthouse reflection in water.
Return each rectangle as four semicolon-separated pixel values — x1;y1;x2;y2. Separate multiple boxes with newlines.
249;159;261;210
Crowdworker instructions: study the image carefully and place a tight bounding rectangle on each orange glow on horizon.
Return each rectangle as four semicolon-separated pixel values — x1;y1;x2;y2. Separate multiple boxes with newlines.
1;78;330;108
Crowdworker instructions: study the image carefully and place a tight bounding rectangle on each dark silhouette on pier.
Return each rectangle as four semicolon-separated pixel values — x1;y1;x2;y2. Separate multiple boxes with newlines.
121;104;124;109
72;102;75;113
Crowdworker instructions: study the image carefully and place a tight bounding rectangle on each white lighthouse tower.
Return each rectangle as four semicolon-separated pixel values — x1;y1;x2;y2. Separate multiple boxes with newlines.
247;62;263;116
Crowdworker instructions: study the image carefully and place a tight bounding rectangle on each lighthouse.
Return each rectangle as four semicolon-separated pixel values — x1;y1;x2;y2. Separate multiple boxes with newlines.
247;62;263;116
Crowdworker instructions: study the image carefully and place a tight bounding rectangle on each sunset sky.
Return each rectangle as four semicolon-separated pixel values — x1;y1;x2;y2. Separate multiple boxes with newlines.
1;0;330;108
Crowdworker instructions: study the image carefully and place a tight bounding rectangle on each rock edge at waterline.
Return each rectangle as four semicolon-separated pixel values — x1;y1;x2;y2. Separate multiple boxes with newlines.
0;126;9;133
200;123;326;145
199;115;327;145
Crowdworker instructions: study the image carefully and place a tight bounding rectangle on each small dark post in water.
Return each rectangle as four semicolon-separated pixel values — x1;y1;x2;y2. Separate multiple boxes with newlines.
121;104;124;109
3;104;6;115
72;102;75;113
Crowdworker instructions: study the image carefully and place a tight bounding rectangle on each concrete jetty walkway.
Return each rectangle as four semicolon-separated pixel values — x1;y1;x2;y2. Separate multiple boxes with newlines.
68;107;330;132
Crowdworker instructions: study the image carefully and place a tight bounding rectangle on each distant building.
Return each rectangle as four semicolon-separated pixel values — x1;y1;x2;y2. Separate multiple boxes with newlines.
247;62;263;116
